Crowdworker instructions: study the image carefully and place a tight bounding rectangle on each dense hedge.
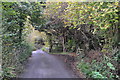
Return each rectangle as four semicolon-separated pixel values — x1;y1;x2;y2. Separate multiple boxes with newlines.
2;2;44;78
2;40;32;77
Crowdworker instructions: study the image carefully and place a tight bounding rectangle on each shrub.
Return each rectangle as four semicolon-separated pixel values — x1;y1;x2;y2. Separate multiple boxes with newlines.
77;50;119;79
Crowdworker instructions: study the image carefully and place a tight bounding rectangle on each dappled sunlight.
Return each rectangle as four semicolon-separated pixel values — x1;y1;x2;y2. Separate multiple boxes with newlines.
2;1;119;79
32;49;47;54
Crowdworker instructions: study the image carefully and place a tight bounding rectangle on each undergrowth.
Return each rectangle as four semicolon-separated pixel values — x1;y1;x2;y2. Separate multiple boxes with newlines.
77;48;119;79
2;42;32;78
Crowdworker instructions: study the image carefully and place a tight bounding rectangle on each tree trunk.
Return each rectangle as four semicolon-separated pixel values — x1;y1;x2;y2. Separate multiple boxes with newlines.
47;33;52;52
19;22;23;43
62;36;66;52
117;2;120;47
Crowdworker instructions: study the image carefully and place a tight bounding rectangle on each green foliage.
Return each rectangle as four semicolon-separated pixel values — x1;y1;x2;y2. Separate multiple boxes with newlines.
2;1;119;79
2;40;33;77
45;3;119;79
44;2;119;53
29;2;45;26
77;53;119;79
18;42;32;63
66;39;76;52
77;59;91;76
2;67;16;77
107;62;115;70
2;2;45;77
41;47;46;51
90;71;106;79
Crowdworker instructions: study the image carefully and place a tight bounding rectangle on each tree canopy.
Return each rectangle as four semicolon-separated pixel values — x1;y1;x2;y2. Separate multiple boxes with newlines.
1;1;120;79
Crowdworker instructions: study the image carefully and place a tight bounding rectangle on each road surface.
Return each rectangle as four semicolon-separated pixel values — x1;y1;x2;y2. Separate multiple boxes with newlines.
19;50;77;78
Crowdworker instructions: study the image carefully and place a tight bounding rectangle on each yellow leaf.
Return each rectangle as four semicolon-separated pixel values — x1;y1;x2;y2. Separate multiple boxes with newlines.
88;6;91;9
77;28;80;30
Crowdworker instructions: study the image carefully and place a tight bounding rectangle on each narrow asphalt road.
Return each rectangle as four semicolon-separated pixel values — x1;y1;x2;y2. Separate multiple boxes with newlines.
19;50;77;78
